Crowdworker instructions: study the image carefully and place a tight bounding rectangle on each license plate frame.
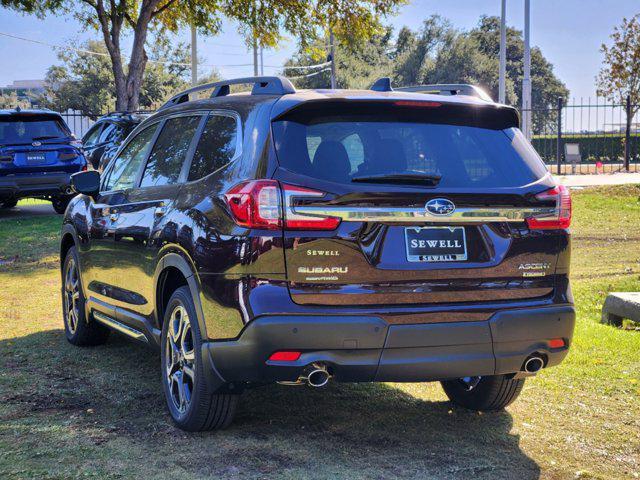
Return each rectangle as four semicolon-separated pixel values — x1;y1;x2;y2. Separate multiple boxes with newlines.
405;226;468;263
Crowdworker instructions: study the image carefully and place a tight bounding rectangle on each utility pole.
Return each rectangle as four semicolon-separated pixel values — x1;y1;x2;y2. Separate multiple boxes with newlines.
190;23;197;86
499;0;506;104
522;0;532;139
260;46;264;76
252;34;258;76
329;29;337;89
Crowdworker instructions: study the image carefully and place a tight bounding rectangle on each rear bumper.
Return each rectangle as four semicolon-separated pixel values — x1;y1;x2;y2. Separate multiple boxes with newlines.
202;304;575;390
0;172;74;198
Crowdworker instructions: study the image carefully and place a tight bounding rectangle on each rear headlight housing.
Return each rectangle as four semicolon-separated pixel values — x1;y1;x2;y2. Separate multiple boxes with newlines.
526;185;571;230
224;180;340;231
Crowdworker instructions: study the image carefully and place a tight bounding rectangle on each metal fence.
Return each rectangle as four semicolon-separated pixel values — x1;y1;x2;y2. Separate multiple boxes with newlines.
526;96;640;174
9;99;640;175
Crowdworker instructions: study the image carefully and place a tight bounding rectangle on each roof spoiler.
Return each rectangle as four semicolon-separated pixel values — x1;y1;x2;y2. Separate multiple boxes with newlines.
370;77;493;102
160;76;296;111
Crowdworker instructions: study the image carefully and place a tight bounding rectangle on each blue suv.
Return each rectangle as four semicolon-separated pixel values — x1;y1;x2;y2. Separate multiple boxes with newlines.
0;109;87;213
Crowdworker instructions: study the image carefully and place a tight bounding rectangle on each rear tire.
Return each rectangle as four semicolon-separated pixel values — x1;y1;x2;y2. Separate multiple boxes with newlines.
161;286;239;431
441;374;525;411
62;246;110;346
1;199;17;209
52;195;72;214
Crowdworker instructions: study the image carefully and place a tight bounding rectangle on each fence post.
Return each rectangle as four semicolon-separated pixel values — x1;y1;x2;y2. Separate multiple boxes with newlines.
624;95;631;172
556;97;563;175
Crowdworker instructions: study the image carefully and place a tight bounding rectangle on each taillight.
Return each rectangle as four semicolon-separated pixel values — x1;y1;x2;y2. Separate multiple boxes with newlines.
224;180;340;231
58;152;78;161
224;180;281;229
526;185;571;230
282;184;341;230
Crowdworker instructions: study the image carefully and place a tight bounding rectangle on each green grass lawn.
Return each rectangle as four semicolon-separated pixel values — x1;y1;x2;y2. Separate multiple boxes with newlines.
0;186;639;479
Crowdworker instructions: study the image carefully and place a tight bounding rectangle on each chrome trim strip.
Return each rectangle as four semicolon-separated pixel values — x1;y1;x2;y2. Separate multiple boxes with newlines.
291;206;557;223
93;311;148;343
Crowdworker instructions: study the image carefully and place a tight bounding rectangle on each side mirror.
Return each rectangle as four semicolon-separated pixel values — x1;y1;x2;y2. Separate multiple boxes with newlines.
71;170;100;199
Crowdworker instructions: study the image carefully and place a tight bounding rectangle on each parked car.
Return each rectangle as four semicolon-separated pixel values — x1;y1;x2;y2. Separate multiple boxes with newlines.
61;76;575;431
0;108;86;213
82;112;149;171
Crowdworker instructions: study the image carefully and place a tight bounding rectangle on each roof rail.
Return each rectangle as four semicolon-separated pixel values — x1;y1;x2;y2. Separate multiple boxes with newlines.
160;76;296;111
395;83;493;102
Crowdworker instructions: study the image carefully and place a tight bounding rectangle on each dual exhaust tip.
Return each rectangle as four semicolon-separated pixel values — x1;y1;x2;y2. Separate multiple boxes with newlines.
286;356;543;387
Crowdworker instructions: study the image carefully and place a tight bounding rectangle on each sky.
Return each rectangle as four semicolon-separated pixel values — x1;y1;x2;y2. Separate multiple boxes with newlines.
0;0;637;101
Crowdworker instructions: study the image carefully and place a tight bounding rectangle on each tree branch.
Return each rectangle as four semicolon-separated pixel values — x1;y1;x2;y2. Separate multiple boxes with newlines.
152;0;178;18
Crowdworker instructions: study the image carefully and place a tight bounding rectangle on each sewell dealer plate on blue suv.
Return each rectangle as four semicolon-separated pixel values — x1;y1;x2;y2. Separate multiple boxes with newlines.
405;226;467;262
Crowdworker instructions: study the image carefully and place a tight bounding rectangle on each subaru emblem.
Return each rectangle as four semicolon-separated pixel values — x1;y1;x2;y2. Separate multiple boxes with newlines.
32;141;42;147
426;198;455;216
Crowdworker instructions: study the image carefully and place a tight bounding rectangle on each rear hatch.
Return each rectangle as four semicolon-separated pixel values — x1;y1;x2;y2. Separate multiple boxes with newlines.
268;99;569;308
0;113;79;174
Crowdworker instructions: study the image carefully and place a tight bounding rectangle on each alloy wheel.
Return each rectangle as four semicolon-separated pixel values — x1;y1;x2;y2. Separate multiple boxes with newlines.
64;257;80;334
165;305;196;415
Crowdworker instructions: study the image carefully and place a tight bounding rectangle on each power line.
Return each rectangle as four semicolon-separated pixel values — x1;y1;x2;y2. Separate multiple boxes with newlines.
0;31;330;71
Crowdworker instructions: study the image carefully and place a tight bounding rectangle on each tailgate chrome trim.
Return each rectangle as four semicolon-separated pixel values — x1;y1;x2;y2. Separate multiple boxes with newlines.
291;206;556;224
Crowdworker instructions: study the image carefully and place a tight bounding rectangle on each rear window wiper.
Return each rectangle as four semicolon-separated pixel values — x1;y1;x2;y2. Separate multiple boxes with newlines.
351;173;442;186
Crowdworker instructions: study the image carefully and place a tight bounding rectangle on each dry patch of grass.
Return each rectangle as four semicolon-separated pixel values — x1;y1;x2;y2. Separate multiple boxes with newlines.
0;186;639;479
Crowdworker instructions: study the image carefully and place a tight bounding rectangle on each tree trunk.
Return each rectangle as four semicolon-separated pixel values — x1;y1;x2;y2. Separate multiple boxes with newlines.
123;0;162;110
94;0;163;112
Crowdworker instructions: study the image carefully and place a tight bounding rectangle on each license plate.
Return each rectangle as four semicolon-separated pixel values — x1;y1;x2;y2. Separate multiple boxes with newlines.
26;153;47;164
405;227;467;262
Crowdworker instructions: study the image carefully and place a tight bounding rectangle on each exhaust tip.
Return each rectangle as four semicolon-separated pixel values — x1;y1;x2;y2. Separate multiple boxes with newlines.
307;368;330;388
523;356;544;373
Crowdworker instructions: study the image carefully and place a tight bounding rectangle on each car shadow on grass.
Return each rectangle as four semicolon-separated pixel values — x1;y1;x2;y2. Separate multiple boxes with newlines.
0;330;541;479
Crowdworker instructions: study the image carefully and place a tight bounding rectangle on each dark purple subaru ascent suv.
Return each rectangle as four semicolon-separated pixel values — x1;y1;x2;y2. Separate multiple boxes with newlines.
61;76;574;431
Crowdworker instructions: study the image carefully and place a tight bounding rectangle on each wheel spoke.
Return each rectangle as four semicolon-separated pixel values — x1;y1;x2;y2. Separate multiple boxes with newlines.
165;303;196;414
182;364;195;382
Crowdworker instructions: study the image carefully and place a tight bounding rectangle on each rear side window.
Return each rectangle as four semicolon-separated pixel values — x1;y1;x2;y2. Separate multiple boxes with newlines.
103;125;156;191
187;114;238;181
82;123;102;146
140;115;201;188
0;116;69;144
272;114;548;188
97;123;118;144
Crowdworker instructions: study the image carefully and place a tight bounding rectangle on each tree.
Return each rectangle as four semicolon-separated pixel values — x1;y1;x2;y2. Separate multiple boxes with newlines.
284;28;395;89
392;15;568;114
2;0;405;111
39;38;194;114
1;0;222;111
597;14;640;117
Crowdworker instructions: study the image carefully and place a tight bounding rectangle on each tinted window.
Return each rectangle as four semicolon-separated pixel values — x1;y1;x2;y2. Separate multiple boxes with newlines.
0;116;68;144
272;117;548;188
140;116;201;188
97;123;118;143
82;123;102;146
103;125;156;191
187;114;238;181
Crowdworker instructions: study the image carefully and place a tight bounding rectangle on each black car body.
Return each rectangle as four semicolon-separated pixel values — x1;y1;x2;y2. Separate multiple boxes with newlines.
0;109;86;212
60;77;574;431
82;112;148;171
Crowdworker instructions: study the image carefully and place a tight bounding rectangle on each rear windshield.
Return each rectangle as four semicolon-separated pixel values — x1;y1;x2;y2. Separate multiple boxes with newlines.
0;116;69;145
272;115;548;188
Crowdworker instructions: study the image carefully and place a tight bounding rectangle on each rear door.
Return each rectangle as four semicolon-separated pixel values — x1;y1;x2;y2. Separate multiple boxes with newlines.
271;100;563;308
110;113;204;317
